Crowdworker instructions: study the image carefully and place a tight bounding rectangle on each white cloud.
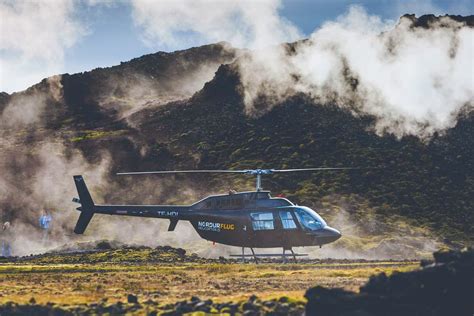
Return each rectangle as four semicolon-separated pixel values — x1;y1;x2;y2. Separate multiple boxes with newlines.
0;0;86;93
130;0;301;50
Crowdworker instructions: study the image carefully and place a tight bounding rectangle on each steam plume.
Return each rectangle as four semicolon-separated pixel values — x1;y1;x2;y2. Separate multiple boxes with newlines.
238;7;474;138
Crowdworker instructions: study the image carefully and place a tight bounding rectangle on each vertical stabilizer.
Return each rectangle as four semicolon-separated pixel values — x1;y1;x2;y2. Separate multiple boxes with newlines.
73;175;95;234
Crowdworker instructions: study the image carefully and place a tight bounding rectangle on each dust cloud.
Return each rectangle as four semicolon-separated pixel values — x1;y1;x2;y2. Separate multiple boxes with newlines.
306;205;441;260
0;77;101;255
0;73;225;257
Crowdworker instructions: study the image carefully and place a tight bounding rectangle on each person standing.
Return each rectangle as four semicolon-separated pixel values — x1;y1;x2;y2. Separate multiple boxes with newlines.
39;210;52;245
1;222;12;257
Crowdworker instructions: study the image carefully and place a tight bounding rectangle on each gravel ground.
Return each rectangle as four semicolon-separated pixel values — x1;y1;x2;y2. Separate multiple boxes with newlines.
0;242;436;315
0;295;305;315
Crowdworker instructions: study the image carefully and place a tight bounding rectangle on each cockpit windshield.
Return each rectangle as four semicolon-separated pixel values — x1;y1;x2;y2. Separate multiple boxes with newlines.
294;207;326;231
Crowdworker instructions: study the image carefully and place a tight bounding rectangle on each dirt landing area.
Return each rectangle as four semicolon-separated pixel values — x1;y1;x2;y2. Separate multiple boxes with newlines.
0;244;418;315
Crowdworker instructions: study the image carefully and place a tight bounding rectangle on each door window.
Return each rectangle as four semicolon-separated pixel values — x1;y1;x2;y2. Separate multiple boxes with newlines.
279;211;297;229
250;212;274;230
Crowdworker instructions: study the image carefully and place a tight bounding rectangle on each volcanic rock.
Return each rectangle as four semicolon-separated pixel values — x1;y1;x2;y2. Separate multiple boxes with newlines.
305;248;474;316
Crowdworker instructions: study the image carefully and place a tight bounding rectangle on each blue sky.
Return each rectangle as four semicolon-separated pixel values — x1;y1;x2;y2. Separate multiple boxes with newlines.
1;0;472;93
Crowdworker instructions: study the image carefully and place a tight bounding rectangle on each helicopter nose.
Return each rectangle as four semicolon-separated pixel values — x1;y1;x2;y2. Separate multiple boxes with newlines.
323;226;341;242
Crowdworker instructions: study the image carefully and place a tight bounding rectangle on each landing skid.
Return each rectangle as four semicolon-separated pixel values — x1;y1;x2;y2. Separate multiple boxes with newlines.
230;247;308;263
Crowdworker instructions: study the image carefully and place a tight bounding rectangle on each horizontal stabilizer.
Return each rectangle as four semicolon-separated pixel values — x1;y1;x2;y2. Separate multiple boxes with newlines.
74;211;94;234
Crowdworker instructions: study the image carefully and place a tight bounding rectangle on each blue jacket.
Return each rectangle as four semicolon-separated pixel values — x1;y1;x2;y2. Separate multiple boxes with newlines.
39;215;52;229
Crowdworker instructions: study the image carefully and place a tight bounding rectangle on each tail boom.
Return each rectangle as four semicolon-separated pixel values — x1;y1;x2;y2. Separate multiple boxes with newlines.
72;176;191;234
92;204;191;220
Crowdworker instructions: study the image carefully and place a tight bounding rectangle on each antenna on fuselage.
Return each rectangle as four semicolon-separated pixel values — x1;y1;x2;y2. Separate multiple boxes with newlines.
117;167;359;191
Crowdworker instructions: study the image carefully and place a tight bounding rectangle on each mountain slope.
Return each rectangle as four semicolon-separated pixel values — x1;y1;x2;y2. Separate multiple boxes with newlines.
0;15;472;257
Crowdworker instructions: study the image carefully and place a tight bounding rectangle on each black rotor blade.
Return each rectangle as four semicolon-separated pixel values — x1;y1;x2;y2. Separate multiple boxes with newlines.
117;167;370;176
272;167;359;173
117;170;249;176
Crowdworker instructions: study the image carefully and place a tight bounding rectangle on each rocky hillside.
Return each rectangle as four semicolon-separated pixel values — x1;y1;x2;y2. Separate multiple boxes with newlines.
0;15;472;256
305;248;474;315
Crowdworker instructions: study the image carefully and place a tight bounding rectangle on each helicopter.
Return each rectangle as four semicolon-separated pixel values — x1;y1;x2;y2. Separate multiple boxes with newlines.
72;168;348;262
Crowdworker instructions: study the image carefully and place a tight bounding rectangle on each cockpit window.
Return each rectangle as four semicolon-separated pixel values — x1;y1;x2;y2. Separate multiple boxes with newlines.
294;207;326;231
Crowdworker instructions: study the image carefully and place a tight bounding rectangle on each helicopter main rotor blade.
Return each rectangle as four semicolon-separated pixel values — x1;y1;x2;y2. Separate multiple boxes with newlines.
117;170;249;176
117;167;365;176
272;167;359;173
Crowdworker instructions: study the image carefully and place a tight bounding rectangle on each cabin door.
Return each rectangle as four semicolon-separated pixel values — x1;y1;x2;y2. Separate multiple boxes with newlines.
277;210;298;247
249;211;278;247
